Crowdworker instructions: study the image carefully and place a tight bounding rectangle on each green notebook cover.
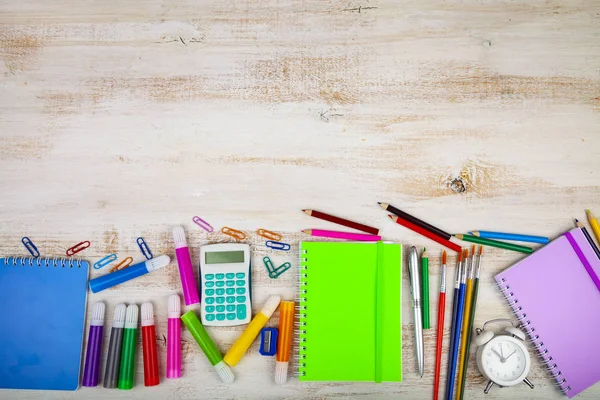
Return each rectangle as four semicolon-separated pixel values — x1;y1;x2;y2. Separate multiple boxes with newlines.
298;241;402;382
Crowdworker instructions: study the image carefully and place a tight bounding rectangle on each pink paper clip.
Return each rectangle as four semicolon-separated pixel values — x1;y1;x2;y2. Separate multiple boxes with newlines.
192;216;214;232
66;241;91;256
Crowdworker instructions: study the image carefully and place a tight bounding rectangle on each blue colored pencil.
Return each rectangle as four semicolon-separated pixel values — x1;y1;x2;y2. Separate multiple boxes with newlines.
446;250;468;400
445;251;463;400
470;230;549;244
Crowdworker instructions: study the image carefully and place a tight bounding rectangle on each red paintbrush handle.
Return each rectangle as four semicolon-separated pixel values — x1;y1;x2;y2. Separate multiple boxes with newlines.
433;292;446;400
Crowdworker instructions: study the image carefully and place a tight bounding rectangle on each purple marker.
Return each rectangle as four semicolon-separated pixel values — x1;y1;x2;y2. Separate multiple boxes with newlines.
82;302;105;387
172;226;200;306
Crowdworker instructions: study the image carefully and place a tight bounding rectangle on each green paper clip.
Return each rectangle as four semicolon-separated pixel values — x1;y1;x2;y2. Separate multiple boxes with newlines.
263;256;292;279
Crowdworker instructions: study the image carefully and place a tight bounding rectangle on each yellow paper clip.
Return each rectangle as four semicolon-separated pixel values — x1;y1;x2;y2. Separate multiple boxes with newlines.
221;227;247;241
110;257;133;272
256;229;282;242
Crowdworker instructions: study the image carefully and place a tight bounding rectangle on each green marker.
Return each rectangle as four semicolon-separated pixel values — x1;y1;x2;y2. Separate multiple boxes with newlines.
421;249;430;329
118;305;138;390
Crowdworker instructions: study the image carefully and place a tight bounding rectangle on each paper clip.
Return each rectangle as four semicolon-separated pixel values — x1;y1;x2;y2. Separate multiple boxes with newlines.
263;257;292;279
265;240;291;251
136;237;153;260
222;227;247;241
193;216;214;232
21;237;40;258
110;257;133;272
94;253;117;270
256;229;282;242
66;241;91;256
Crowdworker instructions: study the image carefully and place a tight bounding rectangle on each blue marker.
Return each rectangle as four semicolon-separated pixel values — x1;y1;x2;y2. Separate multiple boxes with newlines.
89;255;170;293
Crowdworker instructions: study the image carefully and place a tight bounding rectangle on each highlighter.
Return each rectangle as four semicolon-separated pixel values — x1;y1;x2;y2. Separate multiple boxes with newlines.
82;302;105;387
89;255;170;293
224;295;281;367
141;302;159;387
167;294;181;379
275;301;295;384
181;310;234;383
118;304;138;390
172;226;200;306
104;303;127;388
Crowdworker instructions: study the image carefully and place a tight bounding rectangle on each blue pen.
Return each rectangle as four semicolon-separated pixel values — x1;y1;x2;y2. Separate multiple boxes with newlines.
89;255;170;293
447;249;468;400
445;250;462;400
470;230;549;244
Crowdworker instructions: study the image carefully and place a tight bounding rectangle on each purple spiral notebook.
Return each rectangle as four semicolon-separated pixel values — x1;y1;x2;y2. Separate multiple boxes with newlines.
495;228;600;398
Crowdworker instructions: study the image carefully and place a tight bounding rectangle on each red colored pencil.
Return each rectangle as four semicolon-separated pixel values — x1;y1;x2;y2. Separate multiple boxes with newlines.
433;251;448;400
388;215;462;253
303;209;379;235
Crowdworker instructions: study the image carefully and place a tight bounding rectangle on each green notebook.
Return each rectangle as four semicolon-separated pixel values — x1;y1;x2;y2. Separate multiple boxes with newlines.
298;241;402;382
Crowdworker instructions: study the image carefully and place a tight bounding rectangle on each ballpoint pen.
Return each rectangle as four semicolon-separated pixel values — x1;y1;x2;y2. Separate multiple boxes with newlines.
447;249;468;400
445;249;463;399
408;246;424;377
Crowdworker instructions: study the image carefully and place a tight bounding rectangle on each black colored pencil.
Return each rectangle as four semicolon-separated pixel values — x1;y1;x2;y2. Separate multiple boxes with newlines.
378;202;451;240
576;219;600;261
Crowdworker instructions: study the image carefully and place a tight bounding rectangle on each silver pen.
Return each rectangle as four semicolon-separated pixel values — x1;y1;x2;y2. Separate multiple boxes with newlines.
408;246;424;377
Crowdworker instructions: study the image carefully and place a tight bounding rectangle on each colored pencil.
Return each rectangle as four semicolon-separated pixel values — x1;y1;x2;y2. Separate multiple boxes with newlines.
433;251;447;400
447;249;468;400
445;250;463;400
422;249;430;330
454;234;533;254
389;215;461;253
576;219;600;261
458;246;483;400
302;209;379;235
379;202;451;240
301;229;381;242
470;230;549;244
586;209;600;246
456;246;476;398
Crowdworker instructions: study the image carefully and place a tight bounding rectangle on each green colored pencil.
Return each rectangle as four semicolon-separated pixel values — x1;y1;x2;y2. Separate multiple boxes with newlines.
422;248;430;329
454;234;533;254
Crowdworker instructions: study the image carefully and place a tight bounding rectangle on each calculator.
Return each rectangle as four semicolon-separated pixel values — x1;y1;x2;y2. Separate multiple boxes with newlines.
199;243;252;326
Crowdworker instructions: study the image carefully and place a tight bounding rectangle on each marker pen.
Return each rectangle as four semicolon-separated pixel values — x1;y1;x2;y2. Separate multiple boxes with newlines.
141;302;159;387
82;302;105;387
89;255;170;293
275;301;295;384
118;304;138;390
224;295;281;367
172;226;200;306
181;310;234;383
104;303;126;388
167;294;181;379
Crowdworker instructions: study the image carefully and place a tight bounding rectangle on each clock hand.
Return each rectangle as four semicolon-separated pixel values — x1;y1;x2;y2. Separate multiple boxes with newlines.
500;347;505;358
504;350;517;361
491;348;505;361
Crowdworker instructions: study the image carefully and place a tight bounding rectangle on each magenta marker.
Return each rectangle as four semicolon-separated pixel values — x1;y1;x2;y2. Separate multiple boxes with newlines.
167;294;182;378
172;226;200;306
82;302;105;387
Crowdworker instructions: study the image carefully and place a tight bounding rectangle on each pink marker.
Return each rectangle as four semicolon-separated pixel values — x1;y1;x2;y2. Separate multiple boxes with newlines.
172;226;200;306
167;294;181;379
302;229;382;242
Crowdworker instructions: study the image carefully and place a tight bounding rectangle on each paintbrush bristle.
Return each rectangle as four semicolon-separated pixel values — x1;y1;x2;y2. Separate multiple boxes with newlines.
442;250;447;264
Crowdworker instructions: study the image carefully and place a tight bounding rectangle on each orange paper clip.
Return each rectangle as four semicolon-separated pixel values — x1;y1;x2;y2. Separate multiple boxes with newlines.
110;257;133;272
221;227;246;241
66;241;91;256
256;229;282;241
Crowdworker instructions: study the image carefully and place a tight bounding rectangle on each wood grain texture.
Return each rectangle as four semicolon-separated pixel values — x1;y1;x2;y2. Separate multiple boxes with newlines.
1;0;599;398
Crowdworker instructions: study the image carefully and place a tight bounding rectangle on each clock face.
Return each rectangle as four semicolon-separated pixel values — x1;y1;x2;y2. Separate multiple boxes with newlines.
478;335;531;387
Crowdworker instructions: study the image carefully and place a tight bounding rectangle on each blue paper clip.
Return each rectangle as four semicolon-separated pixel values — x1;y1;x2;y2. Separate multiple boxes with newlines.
21;237;40;258
263;256;292;279
136;237;153;260
94;253;117;270
265;240;291;251
259;327;278;356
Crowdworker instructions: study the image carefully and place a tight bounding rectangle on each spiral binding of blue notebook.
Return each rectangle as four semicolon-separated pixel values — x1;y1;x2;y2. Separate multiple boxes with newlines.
0;256;89;391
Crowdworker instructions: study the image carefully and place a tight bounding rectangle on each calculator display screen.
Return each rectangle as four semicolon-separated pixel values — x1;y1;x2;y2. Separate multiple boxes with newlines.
205;251;245;264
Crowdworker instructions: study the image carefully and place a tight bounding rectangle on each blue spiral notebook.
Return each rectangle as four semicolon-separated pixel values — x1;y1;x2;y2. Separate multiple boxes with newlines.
0;257;89;390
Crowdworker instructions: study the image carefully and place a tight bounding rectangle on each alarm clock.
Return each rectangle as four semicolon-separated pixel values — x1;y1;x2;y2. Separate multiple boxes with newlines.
475;318;535;394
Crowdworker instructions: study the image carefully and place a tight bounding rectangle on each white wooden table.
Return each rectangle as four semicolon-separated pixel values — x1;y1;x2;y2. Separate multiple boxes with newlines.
1;0;599;398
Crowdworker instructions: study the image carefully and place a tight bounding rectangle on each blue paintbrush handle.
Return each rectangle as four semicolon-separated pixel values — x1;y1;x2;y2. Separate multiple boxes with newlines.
447;284;466;400
445;287;460;400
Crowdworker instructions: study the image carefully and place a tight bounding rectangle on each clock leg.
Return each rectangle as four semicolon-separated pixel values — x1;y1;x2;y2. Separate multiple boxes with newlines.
484;380;494;394
523;378;535;389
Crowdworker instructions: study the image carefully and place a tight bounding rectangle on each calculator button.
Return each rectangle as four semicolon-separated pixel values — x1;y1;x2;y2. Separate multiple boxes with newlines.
227;313;236;320
236;296;246;303
216;281;225;287
237;305;247;320
205;274;215;280
216;305;225;312
226;280;235;287
226;305;236;312
205;281;215;288
205;297;215;305
206;306;215;313
226;273;235;279
226;288;235;295
236;280;245;286
216;313;226;321
206;314;215;322
236;273;245;279
205;289;214;296
216;297;225;304
236;288;246;295
226;296;235;304
216;288;225;295
216;273;225;279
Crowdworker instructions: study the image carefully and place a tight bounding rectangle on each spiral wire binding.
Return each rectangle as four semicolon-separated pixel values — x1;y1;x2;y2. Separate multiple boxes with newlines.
497;279;571;394
3;256;84;268
293;247;309;377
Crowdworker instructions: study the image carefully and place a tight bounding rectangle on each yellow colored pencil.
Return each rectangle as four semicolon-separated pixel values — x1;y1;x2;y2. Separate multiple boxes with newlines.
455;246;476;398
586;209;600;246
